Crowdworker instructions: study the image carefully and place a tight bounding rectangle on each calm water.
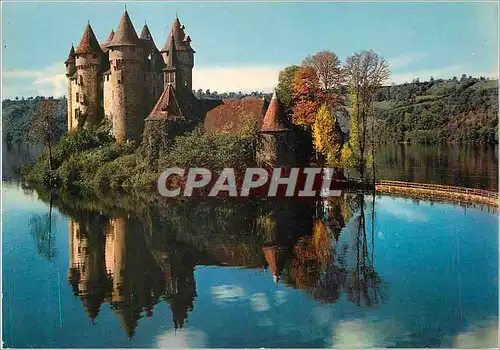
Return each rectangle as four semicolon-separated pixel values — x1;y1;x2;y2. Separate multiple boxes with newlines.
2;181;498;348
376;143;498;191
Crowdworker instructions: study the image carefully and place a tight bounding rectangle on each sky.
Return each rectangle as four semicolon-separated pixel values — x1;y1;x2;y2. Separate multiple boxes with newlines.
1;1;499;99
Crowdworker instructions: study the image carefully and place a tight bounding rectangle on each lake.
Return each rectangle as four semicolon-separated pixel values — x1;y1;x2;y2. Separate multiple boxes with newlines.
2;181;497;348
3;143;497;191
375;143;498;191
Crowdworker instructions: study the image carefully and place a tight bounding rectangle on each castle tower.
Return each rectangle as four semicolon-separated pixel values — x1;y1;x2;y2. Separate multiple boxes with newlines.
73;22;105;128
163;35;179;89
139;23;164;111
64;45;77;132
107;10;146;143
160;17;195;91
102;29;115;122
257;89;296;167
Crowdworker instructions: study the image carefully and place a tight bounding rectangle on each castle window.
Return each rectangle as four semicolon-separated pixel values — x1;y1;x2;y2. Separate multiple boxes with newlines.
78;75;83;86
75;93;79;103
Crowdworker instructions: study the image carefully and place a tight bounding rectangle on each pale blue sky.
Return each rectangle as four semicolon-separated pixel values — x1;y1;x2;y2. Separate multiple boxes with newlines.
2;1;498;98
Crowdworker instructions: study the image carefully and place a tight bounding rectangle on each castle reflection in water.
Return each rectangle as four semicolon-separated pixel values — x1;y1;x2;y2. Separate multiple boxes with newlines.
61;192;382;338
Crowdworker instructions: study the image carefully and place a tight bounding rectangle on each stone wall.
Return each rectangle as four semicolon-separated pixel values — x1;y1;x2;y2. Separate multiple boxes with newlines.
75;54;103;127
103;74;113;125
108;46;146;143
256;132;296;168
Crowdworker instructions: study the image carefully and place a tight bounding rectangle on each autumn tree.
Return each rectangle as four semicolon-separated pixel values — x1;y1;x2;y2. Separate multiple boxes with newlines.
28;99;59;170
303;50;344;91
291;67;324;128
313;104;343;166
344;50;390;179
277;65;301;110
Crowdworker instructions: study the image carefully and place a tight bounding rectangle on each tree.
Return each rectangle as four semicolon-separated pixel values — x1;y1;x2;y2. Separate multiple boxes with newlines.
28;99;59;170
312;104;343;165
303;51;343;91
344;50;390;179
277;65;301;110
29;193;57;261
291;67;323;128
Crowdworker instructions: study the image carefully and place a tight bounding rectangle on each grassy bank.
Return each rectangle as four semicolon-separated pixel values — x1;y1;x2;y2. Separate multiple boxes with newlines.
23;125;257;193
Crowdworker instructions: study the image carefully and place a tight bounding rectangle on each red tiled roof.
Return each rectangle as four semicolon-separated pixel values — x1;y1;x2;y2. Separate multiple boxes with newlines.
203;98;269;134
147;83;183;120
260;90;291;132
108;11;139;47
75;23;104;55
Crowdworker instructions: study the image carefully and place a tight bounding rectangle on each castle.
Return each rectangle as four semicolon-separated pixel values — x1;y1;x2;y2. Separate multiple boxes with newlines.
65;10;296;167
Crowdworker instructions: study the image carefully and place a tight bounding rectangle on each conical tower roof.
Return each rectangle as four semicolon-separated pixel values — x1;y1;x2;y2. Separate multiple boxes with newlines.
75;23;104;55
161;17;189;52
140;23;153;41
147;83;183;120
100;29;115;52
65;44;75;64
164;34;178;68
260;89;291;132
107;29;115;42
108;10;139;47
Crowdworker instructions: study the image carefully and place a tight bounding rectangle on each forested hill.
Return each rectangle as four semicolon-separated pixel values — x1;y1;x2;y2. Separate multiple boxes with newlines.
2;76;498;147
2;96;67;146
374;77;498;144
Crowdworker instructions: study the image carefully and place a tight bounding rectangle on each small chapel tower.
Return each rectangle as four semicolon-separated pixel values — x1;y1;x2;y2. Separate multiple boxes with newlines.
257;89;296;168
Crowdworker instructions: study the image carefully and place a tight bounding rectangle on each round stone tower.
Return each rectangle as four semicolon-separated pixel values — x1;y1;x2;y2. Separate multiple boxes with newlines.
257;89;296;168
107;10;145;143
74;22;105;127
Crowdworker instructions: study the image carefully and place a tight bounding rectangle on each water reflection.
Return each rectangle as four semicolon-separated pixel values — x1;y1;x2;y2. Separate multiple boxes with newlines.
376;143;498;190
29;193;57;261
29;188;384;338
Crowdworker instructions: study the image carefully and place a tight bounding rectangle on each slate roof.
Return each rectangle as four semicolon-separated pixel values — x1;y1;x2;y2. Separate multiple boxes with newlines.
107;11;139;47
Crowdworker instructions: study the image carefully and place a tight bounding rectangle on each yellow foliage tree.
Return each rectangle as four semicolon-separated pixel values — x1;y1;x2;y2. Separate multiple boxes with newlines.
312;104;343;166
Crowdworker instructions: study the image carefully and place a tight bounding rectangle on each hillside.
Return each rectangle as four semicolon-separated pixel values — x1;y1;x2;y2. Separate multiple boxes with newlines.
2;96;67;146
374;77;498;144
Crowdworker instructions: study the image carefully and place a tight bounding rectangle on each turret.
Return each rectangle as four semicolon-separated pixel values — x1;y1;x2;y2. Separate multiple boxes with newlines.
257;89;296;168
160;16;195;91
107;10;145;142
139;23;164;110
162;35;179;89
65;45;76;77
65;44;77;132
74;22;105;127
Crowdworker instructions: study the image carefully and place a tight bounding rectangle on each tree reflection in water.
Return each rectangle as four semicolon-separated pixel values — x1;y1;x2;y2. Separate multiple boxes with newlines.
31;186;385;337
29;192;57;261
